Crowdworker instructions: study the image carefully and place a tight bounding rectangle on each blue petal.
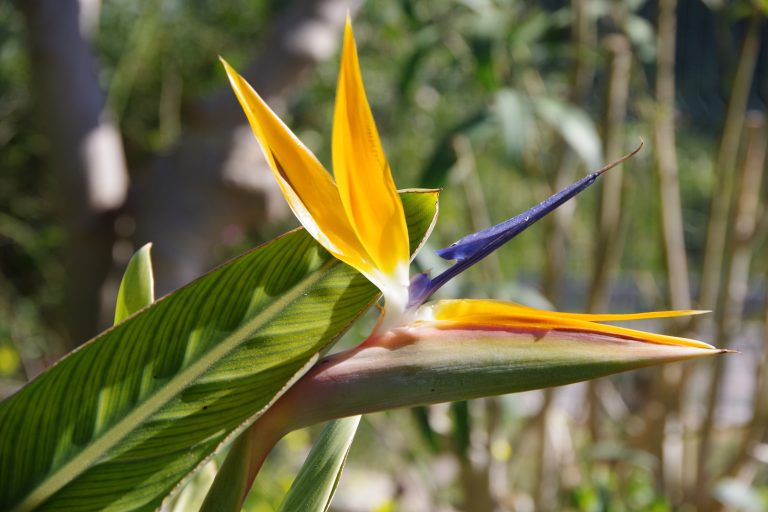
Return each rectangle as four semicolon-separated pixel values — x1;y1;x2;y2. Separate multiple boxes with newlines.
407;142;642;309
437;170;603;262
408;272;432;307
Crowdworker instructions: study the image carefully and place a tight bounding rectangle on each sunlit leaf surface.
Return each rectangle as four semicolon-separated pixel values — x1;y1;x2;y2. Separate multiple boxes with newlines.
0;191;437;512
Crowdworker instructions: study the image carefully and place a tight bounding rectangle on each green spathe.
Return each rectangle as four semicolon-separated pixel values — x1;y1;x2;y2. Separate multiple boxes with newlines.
269;325;726;431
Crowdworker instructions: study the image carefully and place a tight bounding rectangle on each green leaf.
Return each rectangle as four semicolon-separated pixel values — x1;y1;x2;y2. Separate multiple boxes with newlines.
494;88;534;162
114;243;155;325
450;401;470;458
417;110;489;188
411;406;440;453
532;97;603;171
713;478;768;512
276;416;361;512
0;190;438;512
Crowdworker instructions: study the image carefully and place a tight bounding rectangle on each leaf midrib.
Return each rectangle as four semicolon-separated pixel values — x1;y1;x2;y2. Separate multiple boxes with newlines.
13;258;336;512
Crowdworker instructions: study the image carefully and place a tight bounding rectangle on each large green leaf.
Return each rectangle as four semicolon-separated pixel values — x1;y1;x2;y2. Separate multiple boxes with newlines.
0;190;438;512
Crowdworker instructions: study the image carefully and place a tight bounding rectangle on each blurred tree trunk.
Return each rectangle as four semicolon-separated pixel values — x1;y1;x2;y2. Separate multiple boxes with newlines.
18;0;362;350
132;0;362;296
19;0;129;351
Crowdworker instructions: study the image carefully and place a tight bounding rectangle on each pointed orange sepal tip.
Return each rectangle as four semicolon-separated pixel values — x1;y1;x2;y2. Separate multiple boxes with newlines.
333;17;410;283
427;299;717;350
220;56;378;277
506;302;710;322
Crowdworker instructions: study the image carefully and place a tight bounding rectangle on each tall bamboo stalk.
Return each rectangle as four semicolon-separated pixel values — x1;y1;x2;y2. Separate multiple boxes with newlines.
584;31;631;449
653;0;691;313
697;13;764;313
643;0;690;500
695;113;766;506
542;0;597;308
450;136;498;512
452;136;502;282
718;113;767;481
693;13;765;508
586;33;631;313
723;278;768;481
537;1;597;508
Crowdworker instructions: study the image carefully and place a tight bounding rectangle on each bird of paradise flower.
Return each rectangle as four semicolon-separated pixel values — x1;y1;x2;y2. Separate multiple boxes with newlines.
207;16;728;508
221;18;715;352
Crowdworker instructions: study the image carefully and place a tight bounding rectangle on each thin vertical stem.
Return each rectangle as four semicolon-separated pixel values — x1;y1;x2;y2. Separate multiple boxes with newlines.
200;412;284;512
722;282;768;478
533;389;556;511
587;33;631;312
696;113;766;502
644;0;690;501
691;13;763;507
585;32;632;446
721;124;768;480
542;0;597;307
538;2;597;506
451;135;502;282
653;0;691;313
697;13;764;313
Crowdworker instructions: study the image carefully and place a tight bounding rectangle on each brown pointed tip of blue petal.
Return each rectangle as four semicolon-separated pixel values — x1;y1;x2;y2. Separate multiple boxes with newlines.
594;139;644;176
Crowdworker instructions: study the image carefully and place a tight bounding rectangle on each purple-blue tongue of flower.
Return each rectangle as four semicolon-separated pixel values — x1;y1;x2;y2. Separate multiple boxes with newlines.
408;141;643;308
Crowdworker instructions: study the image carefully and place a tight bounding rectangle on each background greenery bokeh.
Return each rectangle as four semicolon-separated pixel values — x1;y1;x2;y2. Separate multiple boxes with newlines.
2;0;767;510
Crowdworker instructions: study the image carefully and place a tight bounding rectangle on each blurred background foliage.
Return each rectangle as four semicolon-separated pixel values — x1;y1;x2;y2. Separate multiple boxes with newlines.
2;0;768;510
